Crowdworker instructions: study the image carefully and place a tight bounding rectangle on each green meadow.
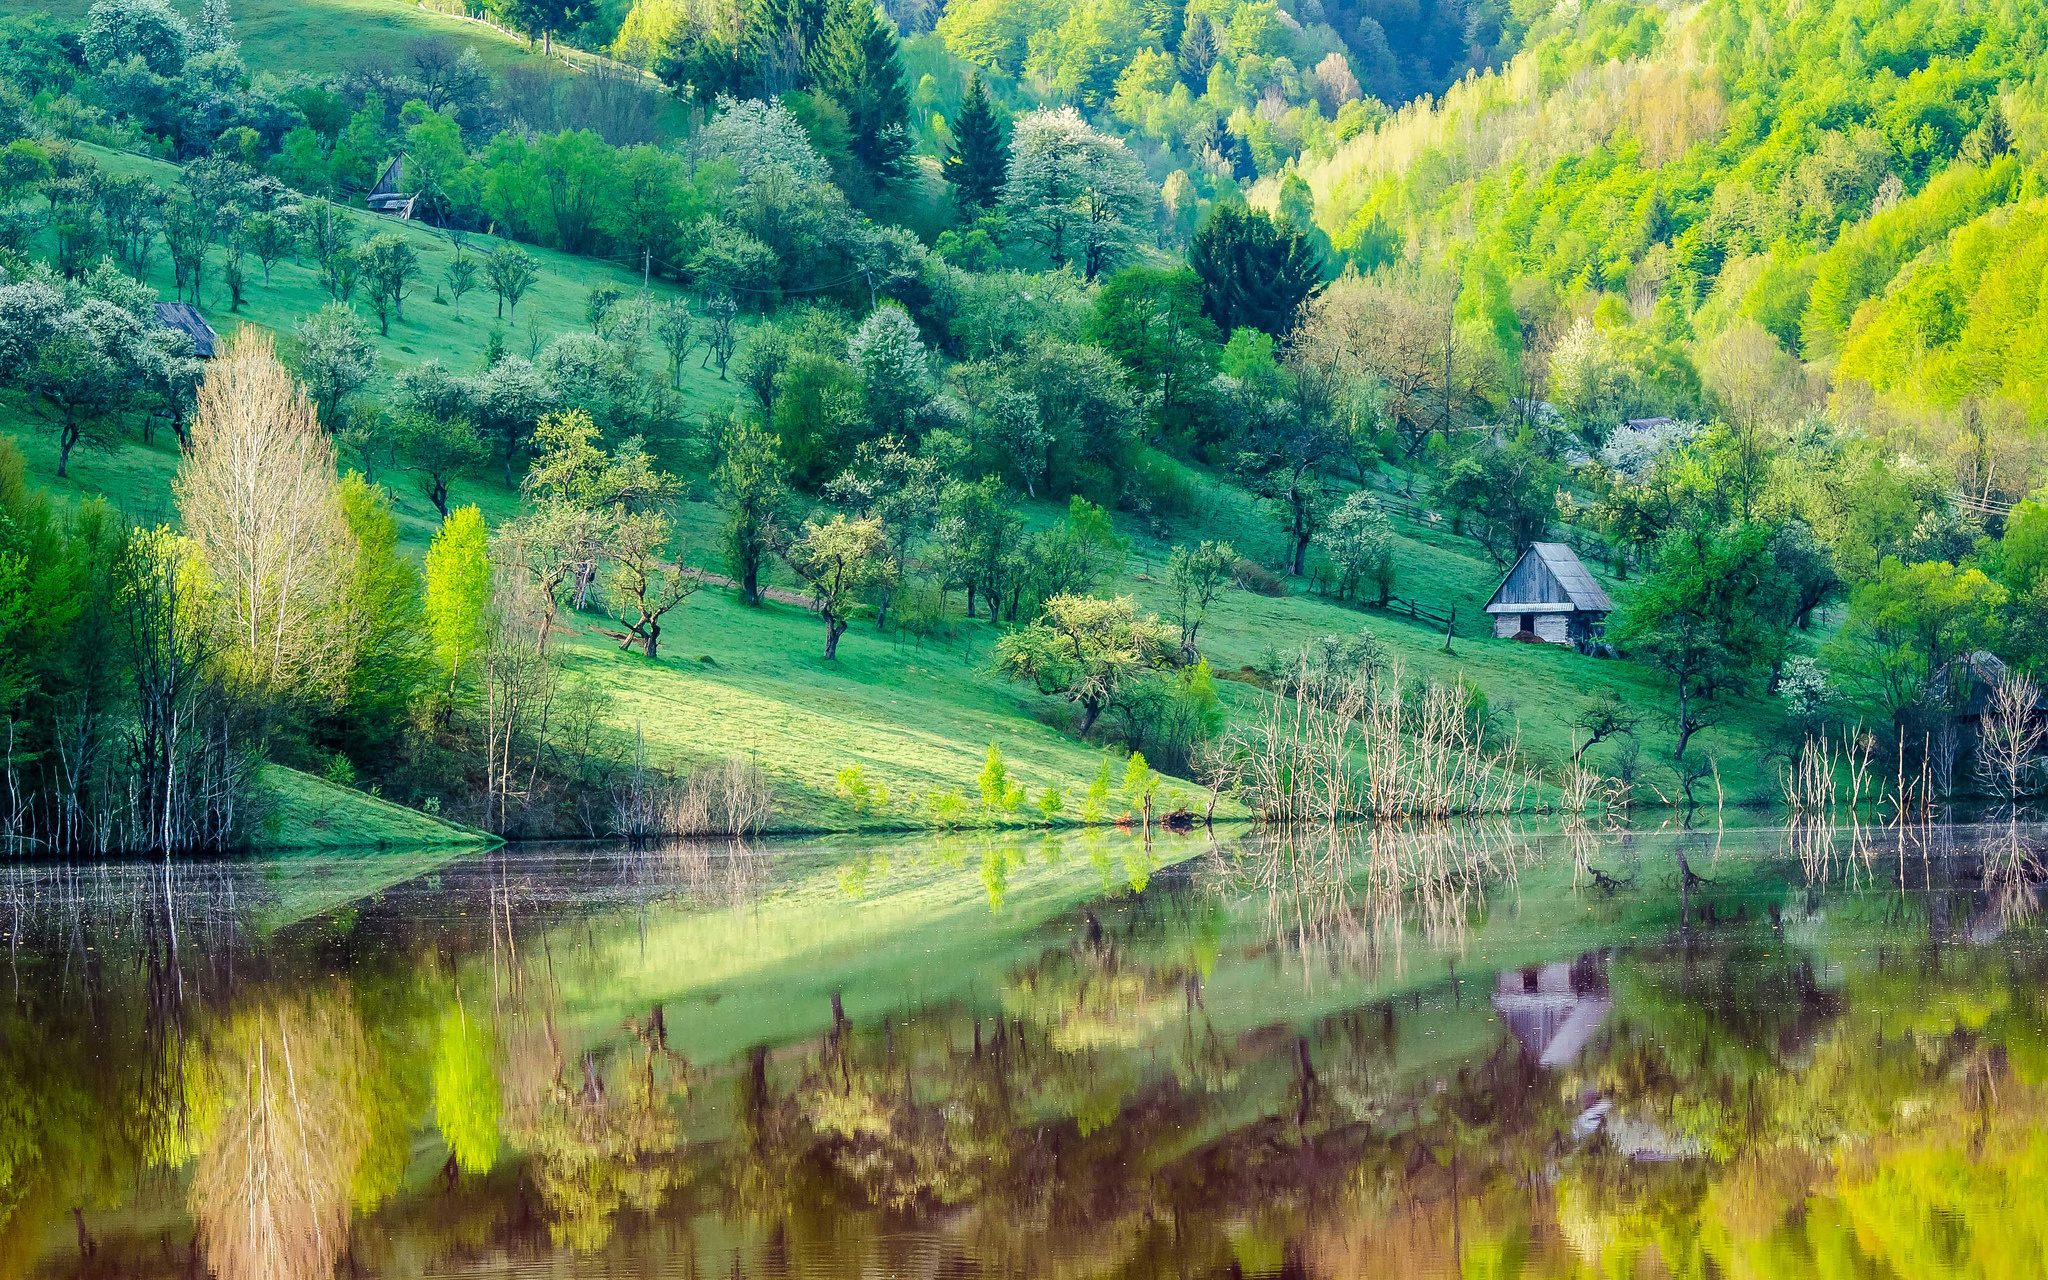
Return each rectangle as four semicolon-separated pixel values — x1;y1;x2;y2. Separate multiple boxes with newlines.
5;138;1799;831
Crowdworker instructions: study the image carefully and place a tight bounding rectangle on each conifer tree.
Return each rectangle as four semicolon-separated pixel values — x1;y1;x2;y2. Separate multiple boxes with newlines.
809;0;913;195
1177;13;1217;88
946;74;1008;211
1189;203;1325;337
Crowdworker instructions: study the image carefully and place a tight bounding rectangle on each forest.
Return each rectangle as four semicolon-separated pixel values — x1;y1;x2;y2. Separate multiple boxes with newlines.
0;0;2043;850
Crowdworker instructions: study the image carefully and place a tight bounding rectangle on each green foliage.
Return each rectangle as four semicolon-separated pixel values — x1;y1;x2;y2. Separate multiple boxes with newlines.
1086;266;1219;440
1082;753;1114;822
835;762;890;813
1825;556;2007;716
433;1007;502;1176
808;0;913;198
1036;783;1065;823
976;742;1026;816
1189;204;1325;338
423;505;492;701
714;413;788;606
1120;749;1156;813
1614;522;1783;757
994;592;1178;736
784;513;892;659
945;74;1008;211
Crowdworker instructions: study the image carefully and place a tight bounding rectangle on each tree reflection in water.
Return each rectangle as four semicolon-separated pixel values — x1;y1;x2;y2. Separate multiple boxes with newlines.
4;819;2048;1279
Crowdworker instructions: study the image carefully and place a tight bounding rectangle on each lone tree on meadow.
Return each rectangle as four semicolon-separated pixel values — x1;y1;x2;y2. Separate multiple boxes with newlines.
605;511;701;660
360;232;422;335
486;243;539;320
714;415;787;606
445;251;478;319
1166;539;1235;656
390;409;488;516
995;593;1179;736
786;514;892;660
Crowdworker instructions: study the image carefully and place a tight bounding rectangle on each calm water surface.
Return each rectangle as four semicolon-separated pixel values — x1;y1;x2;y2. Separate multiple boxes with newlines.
6;819;2048;1279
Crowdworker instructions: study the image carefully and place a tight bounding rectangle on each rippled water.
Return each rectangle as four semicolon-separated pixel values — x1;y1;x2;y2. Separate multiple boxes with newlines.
7;817;2048;1279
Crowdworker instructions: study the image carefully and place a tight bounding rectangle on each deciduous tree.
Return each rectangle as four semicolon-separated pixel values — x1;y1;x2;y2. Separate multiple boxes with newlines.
994;593;1178;736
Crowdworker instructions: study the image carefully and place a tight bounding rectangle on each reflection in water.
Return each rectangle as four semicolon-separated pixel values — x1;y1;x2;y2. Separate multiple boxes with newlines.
5;820;2048;1279
189;991;370;1280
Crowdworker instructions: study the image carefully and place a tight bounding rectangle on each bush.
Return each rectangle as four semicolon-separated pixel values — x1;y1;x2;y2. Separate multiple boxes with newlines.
1123;660;1224;777
1126;451;1206;521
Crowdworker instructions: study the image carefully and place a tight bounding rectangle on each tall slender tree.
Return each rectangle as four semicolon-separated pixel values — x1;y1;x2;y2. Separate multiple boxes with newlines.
946;74;1008;211
809;0;913;196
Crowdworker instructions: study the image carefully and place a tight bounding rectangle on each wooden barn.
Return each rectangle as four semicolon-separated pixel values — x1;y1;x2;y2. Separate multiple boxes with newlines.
1484;542;1614;649
367;155;417;219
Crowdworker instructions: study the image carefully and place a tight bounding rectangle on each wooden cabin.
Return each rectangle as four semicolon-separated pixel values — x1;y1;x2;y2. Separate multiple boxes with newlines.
153;302;218;358
367;155;417;219
1484;542;1614;649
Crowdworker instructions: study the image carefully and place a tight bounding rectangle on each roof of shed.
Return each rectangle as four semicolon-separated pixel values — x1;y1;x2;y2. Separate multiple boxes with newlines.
1485;542;1615;614
153;302;218;358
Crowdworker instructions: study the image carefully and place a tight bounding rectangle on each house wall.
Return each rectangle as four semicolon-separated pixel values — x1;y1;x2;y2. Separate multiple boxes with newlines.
1494;553;1571;607
1494;613;1577;644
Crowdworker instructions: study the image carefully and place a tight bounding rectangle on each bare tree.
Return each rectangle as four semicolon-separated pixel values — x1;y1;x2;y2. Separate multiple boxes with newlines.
1976;671;2045;800
189;994;373;1280
174;330;354;693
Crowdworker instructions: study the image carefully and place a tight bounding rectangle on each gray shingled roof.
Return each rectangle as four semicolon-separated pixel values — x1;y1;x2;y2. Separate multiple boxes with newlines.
153;302;218;358
1529;542;1613;612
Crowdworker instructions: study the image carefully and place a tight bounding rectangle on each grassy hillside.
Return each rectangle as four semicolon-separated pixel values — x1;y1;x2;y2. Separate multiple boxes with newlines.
63;145;726;403
6;364;1796;833
39;0;581;80
254;763;494;847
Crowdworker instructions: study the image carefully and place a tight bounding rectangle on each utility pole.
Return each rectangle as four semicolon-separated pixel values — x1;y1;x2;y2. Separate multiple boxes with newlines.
642;248;650;302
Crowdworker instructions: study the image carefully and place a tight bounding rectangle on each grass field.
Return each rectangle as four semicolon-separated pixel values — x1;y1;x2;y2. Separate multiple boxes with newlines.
34;0;631;81
60;145;728;407
3;364;1801;834
255;763;495;847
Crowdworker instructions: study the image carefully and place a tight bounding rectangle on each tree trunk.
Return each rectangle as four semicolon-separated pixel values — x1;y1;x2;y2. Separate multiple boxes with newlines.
742;562;760;607
57;420;79;478
824;618;845;660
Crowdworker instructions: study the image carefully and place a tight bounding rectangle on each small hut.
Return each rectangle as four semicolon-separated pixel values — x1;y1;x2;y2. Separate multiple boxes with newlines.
1493;956;1610;1068
153;302;218;358
1484;541;1614;649
367;155;417;219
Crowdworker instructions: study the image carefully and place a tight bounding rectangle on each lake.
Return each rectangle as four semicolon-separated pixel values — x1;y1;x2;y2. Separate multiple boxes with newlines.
7;817;2047;1278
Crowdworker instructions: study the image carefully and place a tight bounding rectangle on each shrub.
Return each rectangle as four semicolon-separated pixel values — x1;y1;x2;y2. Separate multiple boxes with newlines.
924;787;969;828
1037;785;1065;823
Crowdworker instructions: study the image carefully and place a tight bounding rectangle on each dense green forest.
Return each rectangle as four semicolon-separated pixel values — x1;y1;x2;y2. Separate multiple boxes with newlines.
0;0;2043;849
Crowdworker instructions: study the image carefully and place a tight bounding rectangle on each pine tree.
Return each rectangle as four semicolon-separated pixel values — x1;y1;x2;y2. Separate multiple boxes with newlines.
946;74;1008;211
1189;203;1326;337
809;0;913;196
759;0;831;91
1177;13;1217;88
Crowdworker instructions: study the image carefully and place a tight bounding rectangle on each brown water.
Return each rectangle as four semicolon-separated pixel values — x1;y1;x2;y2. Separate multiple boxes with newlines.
6;818;2048;1279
